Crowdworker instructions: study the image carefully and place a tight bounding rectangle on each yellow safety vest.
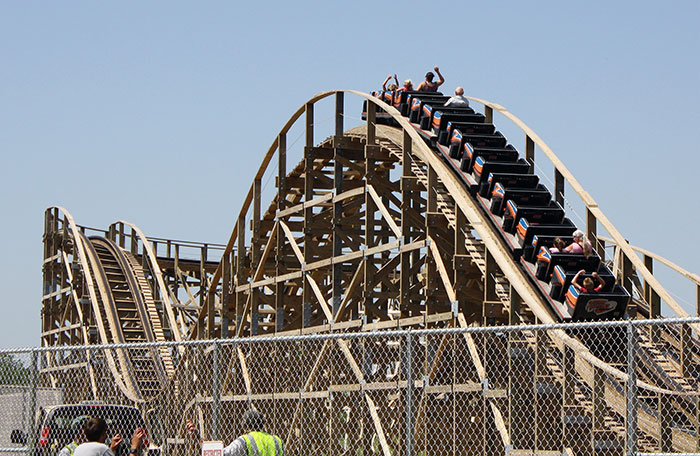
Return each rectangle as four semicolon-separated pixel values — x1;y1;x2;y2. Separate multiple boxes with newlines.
241;432;283;456
63;441;78;456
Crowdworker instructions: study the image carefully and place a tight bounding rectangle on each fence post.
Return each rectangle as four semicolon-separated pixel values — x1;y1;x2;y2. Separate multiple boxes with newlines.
405;330;414;456
211;341;221;440
626;320;637;456
27;349;41;451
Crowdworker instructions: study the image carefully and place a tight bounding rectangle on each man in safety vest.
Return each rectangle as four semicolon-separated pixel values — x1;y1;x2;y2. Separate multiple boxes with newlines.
57;416;88;456
186;409;283;456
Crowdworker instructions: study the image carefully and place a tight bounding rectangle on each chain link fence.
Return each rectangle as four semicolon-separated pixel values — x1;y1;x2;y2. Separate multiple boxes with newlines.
2;317;699;456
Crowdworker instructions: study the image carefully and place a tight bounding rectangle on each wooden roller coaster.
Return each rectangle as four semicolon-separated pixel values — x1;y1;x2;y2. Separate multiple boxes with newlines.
40;90;700;454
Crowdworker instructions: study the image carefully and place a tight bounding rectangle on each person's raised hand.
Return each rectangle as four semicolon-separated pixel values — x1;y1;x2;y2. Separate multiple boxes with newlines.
109;434;123;452
434;66;440;72
130;428;145;450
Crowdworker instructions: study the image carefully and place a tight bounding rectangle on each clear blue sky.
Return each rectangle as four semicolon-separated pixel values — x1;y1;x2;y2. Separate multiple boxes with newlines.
1;1;698;348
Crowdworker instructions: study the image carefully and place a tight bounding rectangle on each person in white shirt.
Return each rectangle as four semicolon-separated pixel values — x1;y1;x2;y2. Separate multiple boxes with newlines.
73;417;144;456
444;87;470;107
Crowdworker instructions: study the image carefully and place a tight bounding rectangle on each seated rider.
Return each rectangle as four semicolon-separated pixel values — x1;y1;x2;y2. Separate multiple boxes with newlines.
444;87;469;107
398;77;413;92
572;269;605;293
564;229;593;258
549;237;566;253
416;66;445;92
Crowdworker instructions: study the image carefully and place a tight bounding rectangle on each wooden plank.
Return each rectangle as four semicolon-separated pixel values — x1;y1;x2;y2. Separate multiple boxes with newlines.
237;347;252;395
365;394;392;456
425;311;454;324
41;361;89;374
306;274;335;323
334;261;365;322
428;236;457;303
41;323;82;337
367;184;402;238
279;220;305;264
329;319;362;331
277;192;334;218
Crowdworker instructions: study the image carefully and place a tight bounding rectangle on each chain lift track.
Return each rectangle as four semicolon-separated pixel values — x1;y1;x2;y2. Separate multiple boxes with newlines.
40;91;700;453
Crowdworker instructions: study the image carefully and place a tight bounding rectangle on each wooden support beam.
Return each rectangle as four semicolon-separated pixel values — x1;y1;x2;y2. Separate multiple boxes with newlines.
279;220;304;265
658;394;672;452
679;324;692;377
484;105;493;124
555;169;565;207
428;236;457;303
306;274;334;324
586;208;599;260
457;313;511;449
526;135;535;174
367;185;401;238
237;346;252;395
592;367;605;430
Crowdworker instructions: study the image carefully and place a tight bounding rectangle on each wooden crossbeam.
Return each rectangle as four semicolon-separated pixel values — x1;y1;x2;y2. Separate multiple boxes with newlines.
428;236;457;303
279;220;304;265
367;184;402;238
457;313;511;447
306;273;334;323
237;347;252;395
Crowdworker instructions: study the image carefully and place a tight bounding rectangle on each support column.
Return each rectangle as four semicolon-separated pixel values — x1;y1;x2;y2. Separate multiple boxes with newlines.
250;178;261;335
625;321;638;456
302;103;314;329
400;129;416;318
525;135;535;174
235;216;246;335
586;209;600;260
425;165;438;316
555;169;565;207
644;255;660;342
364;146;376;323
221;252;230;338
275;133;287;333
331;93;344;319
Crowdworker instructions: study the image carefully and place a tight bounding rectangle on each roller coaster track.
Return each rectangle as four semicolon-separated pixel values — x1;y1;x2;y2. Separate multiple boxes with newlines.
41;91;700;454
42;208;177;402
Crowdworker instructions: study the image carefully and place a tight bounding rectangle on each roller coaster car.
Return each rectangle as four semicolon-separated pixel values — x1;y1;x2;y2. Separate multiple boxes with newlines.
527;234;575;263
550;265;615;302
460;144;520;171
473;158;531;193
517;219;577;260
489;183;552;215
481;173;540;198
452;135;511;162
418;104;475;131
366;89;630;321
380;91;394;104
408;95;450;122
362;92;395;125
565;284;630;320
431;109;483;136
444;121;494;146
393;90;423;116
535;251;601;282
503;200;564;234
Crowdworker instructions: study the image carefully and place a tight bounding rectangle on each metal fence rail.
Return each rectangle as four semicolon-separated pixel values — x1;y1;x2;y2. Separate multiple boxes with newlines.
1;317;699;455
